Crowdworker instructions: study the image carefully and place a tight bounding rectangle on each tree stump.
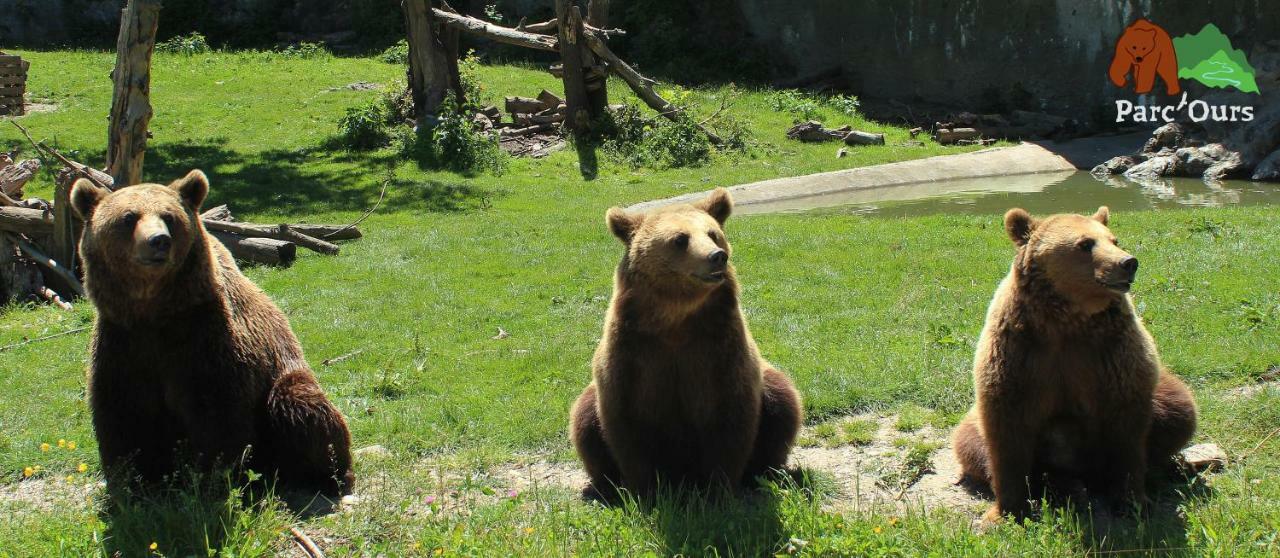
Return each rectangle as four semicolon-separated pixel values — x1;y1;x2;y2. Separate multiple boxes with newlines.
106;0;161;188
403;0;454;126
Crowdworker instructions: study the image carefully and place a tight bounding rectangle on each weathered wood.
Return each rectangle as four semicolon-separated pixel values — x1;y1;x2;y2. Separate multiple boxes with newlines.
432;8;559;52
520;18;558;34
933;127;981;144
0;158;39;198
583;0;609;115
0;206;54;235
209;231;297;267
843;130;886;146
500;123;555;137
513;111;566;126
51;180;79;279
14;235;85;298
200;204;233;222
556;1;592;134
404;0;453;124
0;76;25;86
581;30;724;145
0;233;42;305
198;205;362;240
536;89;563;111
106;0;162;188
203;220;340;255
505;96;545;115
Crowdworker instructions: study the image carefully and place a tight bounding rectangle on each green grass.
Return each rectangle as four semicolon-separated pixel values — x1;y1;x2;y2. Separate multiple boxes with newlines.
2;49;1279;556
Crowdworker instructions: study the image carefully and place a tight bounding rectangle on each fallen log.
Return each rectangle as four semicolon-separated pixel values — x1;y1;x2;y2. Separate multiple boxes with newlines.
431;8;559;52
500;123;555;137
933;127;981;144
200;204;233;222
843;130;886;146
203;220;339;255
0;206;53;235
537;89;563;111
199;205;361;240
505;96;545;115
209;231;296;267
513;110;566;127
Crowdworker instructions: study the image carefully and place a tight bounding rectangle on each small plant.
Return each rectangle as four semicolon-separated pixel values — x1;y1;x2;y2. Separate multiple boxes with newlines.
827;94;861;117
800;416;879;448
769;89;821;120
338;99;393;150
380;39;409;65
405;94;506;174
277;42;328;59
156;32;211;55
602;104;712;169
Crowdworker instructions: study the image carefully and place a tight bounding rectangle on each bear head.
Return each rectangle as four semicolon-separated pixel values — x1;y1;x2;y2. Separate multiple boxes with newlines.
71;170;209;285
1119;27;1156;63
606;188;734;297
1005;206;1139;312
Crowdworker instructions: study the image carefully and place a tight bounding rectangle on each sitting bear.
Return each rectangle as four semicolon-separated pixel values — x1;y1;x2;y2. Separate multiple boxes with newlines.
570;188;803;499
952;206;1196;524
71;170;354;497
1109;18;1181;95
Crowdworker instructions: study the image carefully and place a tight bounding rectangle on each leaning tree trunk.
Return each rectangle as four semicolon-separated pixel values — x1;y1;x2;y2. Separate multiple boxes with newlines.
105;0;161;188
555;0;593;134
403;0;454;126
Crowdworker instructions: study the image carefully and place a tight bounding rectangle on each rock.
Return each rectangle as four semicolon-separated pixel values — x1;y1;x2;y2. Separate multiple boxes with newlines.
836;148;849;158
1204;151;1245;181
354;444;391;459
1091;155;1139;176
1251;149;1280;181
1124;154;1180;179
1144;122;1189;154
1180;443;1227;473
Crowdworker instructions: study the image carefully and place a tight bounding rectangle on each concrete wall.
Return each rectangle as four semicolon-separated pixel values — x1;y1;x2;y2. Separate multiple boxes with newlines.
737;0;1279;115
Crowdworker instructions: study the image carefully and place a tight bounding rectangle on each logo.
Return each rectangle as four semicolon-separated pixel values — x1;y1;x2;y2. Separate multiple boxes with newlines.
1110;19;1258;123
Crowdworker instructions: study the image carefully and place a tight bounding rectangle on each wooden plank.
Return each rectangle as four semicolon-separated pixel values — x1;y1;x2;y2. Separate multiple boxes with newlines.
0;76;26;86
0;55;23;64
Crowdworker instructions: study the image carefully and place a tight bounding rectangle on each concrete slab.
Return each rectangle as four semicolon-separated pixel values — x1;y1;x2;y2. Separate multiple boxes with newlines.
629;142;1079;215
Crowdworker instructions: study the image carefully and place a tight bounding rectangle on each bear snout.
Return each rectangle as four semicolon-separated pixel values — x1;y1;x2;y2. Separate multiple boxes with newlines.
1120;256;1138;277
708;249;728;266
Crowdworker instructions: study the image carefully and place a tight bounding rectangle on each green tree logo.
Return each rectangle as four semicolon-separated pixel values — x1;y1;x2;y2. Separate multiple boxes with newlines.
1173;23;1260;93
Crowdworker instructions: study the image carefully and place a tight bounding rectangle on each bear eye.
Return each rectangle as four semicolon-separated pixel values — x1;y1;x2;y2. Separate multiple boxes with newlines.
161;214;176;227
121;212;139;227
673;233;690;249
1079;238;1096;252
708;230;719;243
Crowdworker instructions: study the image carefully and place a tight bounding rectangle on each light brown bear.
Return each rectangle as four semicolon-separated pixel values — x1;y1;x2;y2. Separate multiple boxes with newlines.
71;170;354;497
953;206;1196;524
570;188;803;499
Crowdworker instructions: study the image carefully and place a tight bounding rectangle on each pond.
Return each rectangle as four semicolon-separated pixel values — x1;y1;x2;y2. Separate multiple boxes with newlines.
744;171;1280;218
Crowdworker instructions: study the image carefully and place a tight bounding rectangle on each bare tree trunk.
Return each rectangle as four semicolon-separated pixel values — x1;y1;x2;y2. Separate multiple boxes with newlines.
583;0;609;117
556;0;592;134
106;0;161;188
403;0;453;126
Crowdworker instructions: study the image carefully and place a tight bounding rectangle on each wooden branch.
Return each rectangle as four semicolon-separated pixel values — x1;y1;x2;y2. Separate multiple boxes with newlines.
557;1;592;134
500;123;555;137
933;128;981;144
0;158;39;198
106;0;162;187
200;204;232;222
209;231;296;267
14;235;85;297
520;18;558;33
0;325;90;353
203;220;340;255
432;8;558;52
38;286;73;311
404;0;453;123
505;96;545;115
581;30;723;145
0;206;54;235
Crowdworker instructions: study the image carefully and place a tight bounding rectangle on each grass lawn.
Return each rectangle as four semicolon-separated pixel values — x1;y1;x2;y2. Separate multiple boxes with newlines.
1;49;1278;557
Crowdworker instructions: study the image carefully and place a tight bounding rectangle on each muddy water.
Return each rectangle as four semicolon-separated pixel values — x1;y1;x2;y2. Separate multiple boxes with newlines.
755;171;1280;218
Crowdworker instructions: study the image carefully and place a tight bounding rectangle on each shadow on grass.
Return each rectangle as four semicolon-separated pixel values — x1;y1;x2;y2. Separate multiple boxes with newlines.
75;137;503;217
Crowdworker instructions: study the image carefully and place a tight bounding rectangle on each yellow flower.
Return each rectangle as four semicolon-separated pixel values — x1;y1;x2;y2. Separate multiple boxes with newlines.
149;542;158;551
411;542;422;550
67;441;77;450
58;439;66;448
433;548;444;556
65;475;74;483
40;443;50;452
78;463;88;473
22;466;34;477
888;517;899;526
523;527;534;535
873;526;882;534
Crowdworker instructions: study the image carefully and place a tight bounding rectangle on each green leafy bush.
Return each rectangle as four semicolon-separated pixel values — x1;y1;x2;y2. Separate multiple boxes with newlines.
337;100;393;150
155;32;211;55
768;90;862;119
277;42;328;59
410;94;506;174
380;39;409;65
602;104;713;169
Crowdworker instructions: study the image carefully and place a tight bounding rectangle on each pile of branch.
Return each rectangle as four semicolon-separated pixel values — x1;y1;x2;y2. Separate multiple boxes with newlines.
467;89;571;158
932;110;1072;145
0;122;366;308
786;121;886;146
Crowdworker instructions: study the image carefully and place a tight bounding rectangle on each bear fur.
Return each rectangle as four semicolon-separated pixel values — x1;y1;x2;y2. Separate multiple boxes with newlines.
1109;18;1182;95
570;188;803;499
71;170;354;497
953;206;1196;524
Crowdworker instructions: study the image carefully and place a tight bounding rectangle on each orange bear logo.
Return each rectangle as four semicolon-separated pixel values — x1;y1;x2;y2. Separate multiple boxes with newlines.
1109;19;1181;95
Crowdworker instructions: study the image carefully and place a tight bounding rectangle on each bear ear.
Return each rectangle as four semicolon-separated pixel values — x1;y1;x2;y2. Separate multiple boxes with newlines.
1091;206;1110;226
169;169;209;212
606;207;642;244
1004;208;1036;246
697;187;733;224
70;178;108;220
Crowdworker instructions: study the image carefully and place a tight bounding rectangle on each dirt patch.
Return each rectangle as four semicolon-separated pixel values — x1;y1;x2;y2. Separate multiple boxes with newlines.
1225;368;1280;400
0;478;102;513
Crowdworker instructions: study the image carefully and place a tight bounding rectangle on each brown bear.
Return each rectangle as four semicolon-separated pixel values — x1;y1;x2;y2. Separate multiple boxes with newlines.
1109;18;1181;95
569;188;803;500
952;206;1197;525
71;170;354;497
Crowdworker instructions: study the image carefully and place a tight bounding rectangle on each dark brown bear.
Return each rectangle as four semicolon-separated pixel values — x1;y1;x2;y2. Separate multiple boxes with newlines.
570;188;803;499
952;206;1197;525
72;170;354;497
